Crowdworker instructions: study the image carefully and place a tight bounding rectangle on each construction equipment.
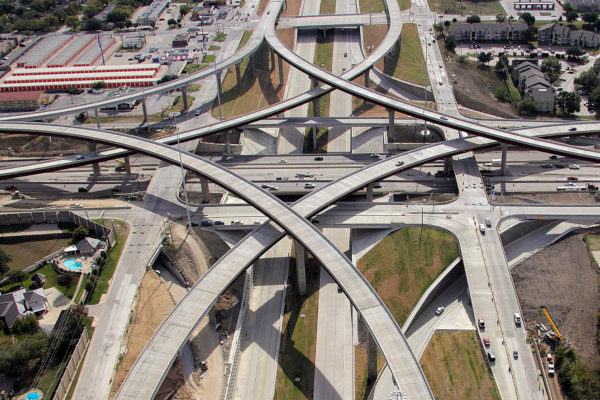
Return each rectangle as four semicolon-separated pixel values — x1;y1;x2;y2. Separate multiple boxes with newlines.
115;160;126;171
541;306;568;343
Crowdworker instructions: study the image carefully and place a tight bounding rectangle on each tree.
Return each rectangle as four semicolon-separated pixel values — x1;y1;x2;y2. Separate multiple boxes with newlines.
556;91;581;115
444;34;456;52
444;20;451;27
7;269;27;286
11;314;39;335
518;97;538;115
433;22;444;34
107;7;132;23
477;52;493;66
566;10;579;23
71;226;89;243
84;275;96;292
65;15;80;31
167;18;177;28
84;17;102;31
520;12;535;26
179;5;191;17
57;273;74;288
582;12;597;24
563;3;574;13
466;15;480;24
495;54;510;78
496;14;506;23
575;68;599;94
0;248;11;276
567;46;584;57
541;57;562;79
91;80;106;89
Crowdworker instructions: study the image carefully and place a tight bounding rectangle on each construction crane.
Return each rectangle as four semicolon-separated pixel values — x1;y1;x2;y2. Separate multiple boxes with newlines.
115;159;126;171
541;306;567;343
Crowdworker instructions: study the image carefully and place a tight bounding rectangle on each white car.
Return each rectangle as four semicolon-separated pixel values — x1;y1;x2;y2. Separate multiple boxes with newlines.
514;313;521;325
278;159;287;163
569;164;580;169
479;224;486;233
435;306;445;315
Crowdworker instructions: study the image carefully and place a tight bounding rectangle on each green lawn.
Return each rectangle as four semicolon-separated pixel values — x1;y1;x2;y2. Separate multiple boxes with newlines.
0;237;69;270
0;263;78;298
320;0;336;14
237;30;253;51
381;24;428;86
421;331;501;400
428;0;506;15
274;259;320;400
398;0;411;10
87;220;129;305
311;30;333;117
360;0;385;12
357;227;458;325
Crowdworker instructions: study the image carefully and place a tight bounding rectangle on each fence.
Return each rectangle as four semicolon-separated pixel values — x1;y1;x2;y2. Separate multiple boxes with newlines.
52;328;90;400
0;210;114;285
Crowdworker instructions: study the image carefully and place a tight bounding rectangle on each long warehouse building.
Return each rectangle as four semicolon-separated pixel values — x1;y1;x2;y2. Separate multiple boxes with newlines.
0;65;165;91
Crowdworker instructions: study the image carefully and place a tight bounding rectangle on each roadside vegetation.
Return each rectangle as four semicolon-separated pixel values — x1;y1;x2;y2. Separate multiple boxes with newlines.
359;0;385;12
86;220;129;305
0;305;91;398
421;331;501;400
378;24;427;86
357;227;458;325
213;43;287;118
311;29;333;117
428;0;505;15
274;258;320;400
320;0;336;14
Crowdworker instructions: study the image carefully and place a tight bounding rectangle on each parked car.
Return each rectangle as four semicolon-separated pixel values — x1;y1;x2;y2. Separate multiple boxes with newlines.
483;337;490;346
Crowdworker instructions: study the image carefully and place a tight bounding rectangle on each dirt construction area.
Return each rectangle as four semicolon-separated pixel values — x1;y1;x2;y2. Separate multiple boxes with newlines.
109;271;177;398
511;234;600;364
444;53;519;119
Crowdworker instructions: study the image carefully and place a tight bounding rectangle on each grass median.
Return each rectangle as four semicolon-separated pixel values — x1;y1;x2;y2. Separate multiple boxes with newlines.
274;258;320;400
378;23;428;86
421;331;501;400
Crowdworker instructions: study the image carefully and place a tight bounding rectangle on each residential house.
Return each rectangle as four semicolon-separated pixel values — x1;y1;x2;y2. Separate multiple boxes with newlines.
64;237;106;257
568;0;600;12
452;22;528;43
0;288;47;329
512;59;555;113
538;22;600;48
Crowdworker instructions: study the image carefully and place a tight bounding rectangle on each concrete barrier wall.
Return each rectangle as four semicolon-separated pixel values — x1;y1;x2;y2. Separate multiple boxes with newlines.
53;328;90;400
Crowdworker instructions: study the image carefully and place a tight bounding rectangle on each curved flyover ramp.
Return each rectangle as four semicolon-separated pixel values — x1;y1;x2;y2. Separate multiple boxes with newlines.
0;122;434;400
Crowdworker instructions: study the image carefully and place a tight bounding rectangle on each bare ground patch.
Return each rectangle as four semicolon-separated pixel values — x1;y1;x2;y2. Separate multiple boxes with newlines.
511;234;600;363
110;271;176;398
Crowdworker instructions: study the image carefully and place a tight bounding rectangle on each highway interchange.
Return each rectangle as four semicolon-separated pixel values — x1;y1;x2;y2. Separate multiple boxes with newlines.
2;0;600;399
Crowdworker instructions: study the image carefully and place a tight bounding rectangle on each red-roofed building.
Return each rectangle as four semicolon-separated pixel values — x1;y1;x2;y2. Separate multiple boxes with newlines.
0;91;44;111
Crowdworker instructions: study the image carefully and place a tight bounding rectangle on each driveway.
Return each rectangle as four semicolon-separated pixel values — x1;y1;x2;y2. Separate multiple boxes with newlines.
39;287;74;331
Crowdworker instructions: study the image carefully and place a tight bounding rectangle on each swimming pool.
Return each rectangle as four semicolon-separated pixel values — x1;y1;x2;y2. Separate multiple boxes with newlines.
62;257;82;271
26;393;40;400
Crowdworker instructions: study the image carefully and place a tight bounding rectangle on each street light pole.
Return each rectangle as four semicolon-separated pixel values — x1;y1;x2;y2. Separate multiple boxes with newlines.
172;115;193;229
214;49;223;120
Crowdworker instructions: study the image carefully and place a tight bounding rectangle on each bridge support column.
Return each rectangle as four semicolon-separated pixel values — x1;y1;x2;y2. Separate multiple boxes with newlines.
235;63;241;84
365;69;370;88
294;240;307;296
181;87;188;112
225;131;231;154
200;176;210;203
387;108;395;134
94;109;100;129
270;48;276;71
277;54;284;84
444;157;452;173
366;183;374;202
215;71;223;120
367;329;377;383
87;142;100;176
141;98;148;123
312;127;317;150
124;156;132;175
500;144;508;175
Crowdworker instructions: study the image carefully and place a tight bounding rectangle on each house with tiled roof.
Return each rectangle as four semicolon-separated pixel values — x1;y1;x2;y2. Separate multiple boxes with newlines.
538;22;600;48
